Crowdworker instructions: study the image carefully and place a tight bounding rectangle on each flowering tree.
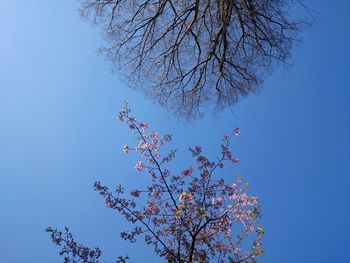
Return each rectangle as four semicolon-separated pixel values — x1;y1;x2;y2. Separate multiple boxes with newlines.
48;103;264;262
46;227;104;263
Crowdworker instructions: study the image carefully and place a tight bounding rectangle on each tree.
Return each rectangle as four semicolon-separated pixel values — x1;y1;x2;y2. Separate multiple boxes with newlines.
46;227;103;263
80;0;304;119
48;102;264;262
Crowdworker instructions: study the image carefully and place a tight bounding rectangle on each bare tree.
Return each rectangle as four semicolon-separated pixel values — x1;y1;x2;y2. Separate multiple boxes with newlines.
81;0;305;119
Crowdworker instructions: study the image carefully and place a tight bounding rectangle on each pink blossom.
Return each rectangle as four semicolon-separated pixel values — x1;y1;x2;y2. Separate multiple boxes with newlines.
135;161;144;171
195;146;202;153
179;192;194;203
232;158;239;164
137;142;152;151
140;122;148;131
130;190;140;197
181;167;194;176
233;128;240;136
212;196;223;205
123;145;130;153
144;202;160;215
149;131;158;139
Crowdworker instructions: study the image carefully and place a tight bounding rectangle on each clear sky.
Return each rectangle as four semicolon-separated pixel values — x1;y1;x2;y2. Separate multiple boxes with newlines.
0;1;349;262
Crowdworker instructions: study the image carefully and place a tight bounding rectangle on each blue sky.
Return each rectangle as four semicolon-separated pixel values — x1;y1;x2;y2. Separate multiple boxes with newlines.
0;0;349;262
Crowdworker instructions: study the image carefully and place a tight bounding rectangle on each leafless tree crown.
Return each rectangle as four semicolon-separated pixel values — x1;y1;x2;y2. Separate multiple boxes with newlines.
81;0;303;119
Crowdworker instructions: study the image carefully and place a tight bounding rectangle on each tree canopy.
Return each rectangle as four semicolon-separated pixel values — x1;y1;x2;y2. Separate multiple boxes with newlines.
81;0;305;119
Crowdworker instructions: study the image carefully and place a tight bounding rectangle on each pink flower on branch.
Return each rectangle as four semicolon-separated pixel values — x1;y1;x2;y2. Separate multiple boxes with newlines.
181;167;194;177
123;145;130;153
140;122;148;131
233;128;240;136
135;161;144;171
130;190;140;197
232;158;240;164
178;192;194;203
